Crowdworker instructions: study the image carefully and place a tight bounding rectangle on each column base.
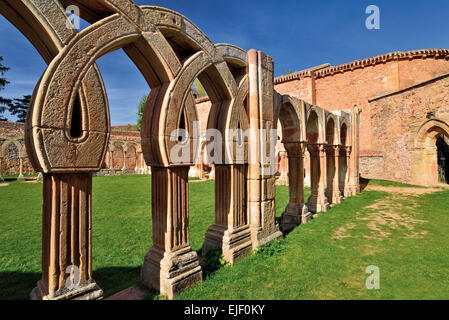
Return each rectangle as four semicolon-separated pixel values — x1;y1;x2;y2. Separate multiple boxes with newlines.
280;204;311;231
30;280;103;300
17;174;25;181
343;186;358;197
142;246;202;300
307;194;330;213
202;224;252;264
250;227;283;250
326;192;343;205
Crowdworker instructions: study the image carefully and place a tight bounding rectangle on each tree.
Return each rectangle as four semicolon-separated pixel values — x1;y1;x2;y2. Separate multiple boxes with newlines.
286;69;293;75
192;78;207;98
136;94;148;132
8;95;31;122
0;56;11;121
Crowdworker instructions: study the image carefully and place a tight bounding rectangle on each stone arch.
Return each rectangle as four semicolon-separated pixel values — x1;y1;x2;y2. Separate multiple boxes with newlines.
111;141;125;169
325;114;338;145
411;119;449;185
324;114;342;204
339;121;350;196
1;140;20;175
274;95;311;230
340;120;350;146
306;106;325;144
202;48;252;264
124;142;138;171
306;106;329;212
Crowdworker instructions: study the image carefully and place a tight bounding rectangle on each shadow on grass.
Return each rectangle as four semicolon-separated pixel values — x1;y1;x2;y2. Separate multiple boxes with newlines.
0;267;160;300
360;177;370;191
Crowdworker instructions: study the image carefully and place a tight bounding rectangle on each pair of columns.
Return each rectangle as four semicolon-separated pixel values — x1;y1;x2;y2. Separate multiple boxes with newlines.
142;164;252;299
281;143;352;231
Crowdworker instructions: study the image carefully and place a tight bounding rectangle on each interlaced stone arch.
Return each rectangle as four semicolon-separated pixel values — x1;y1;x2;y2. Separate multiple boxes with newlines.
1;0;360;300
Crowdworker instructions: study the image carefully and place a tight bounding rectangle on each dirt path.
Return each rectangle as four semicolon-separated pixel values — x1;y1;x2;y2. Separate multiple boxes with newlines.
332;184;442;243
363;185;442;195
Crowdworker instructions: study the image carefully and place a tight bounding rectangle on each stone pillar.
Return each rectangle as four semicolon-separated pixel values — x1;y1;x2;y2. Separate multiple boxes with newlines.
109;150;113;169
142;166;202;299
277;150;289;185
326;145;342;204
139;153;143;174
281;142;311;231
247;49;282;249
134;149;138;173
208;164;215;180
343;146;352;197
30;173;103;300
17;157;25;181
203;164;252;264
121;148;127;173
347;106;361;195
0;157;3;182
307;144;329;213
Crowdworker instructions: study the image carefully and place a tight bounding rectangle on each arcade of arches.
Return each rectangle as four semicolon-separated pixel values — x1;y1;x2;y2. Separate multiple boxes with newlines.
0;0;447;301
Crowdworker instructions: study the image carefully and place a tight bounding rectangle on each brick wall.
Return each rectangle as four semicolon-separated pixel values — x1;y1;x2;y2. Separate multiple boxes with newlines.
368;73;449;183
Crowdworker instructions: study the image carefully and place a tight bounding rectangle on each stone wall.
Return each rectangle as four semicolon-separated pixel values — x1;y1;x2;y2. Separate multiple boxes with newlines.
274;50;449;154
368;73;449;184
0;121;147;176
274;49;449;184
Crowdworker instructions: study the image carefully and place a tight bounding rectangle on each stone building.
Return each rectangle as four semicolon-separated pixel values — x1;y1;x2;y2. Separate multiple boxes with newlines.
0;121;149;180
274;49;449;186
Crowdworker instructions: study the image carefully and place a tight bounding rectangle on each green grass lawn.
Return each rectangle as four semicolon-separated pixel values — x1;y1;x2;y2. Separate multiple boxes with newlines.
1;175;449;300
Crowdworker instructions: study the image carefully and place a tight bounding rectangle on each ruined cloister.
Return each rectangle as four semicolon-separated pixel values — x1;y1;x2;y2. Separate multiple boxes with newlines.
0;0;361;300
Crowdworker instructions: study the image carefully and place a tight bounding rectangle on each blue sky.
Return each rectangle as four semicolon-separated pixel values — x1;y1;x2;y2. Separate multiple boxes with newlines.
1;0;449;125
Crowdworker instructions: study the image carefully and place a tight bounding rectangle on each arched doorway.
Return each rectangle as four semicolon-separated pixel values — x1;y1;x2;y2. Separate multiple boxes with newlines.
412;119;449;186
436;136;449;183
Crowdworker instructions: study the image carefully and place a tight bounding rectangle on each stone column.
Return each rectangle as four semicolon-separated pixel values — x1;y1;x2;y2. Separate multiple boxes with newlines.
307;144;329;213
347;106;361;195
0;157;3;182
281;142;311;231
203;164;252;264
121;147;127;173
343;146;352;197
30;173;103;300
326;145;342;204
17;157;25;181
142;166;202;299
208;164;215;179
277;150;289;185
247;49;282;249
134;149;138;173
109;150;113;169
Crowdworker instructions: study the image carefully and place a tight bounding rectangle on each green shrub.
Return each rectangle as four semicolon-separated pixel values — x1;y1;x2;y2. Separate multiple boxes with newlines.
256;239;283;257
203;247;229;277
